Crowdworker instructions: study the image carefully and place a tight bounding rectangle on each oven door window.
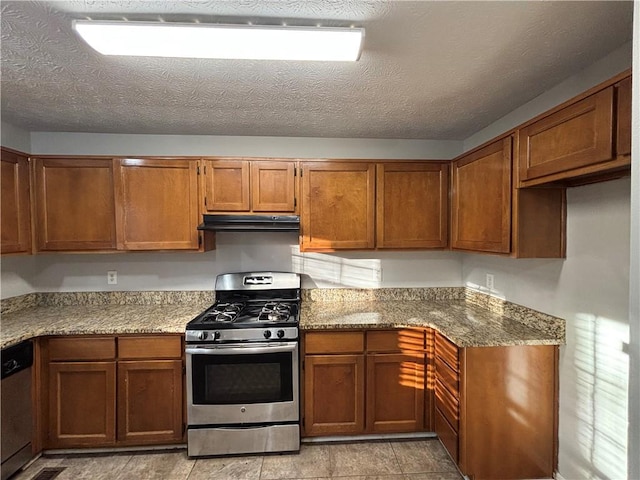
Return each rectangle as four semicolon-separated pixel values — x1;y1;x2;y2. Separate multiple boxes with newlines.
191;352;293;405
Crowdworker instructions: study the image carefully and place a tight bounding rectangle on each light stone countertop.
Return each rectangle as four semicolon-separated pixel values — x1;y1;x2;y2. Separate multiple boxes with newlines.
1;303;209;349
1;289;565;349
300;299;564;347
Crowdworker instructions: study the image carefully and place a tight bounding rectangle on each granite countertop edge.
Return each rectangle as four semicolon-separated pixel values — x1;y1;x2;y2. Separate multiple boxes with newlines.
1;289;565;350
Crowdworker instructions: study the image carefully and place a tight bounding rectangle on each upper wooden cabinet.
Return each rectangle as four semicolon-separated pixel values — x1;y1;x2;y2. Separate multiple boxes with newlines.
518;73;631;187
452;137;566;258
33;158;117;252
301;162;375;251
1;148;32;255
115;158;199;250
200;158;297;214
376;162;448;249
452;138;512;254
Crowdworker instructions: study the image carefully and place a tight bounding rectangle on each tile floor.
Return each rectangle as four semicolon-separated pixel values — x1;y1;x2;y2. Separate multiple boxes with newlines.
13;440;463;480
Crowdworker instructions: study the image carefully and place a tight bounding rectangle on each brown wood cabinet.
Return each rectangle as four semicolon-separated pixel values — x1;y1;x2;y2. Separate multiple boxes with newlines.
41;335;184;449
433;332;557;480
300;162;375;251
452;137;566;258
376;162;448;249
1;148;31;255
518;73;631;187
115;158;199;250
200;158;297;213
303;329;432;436
33;158;117;251
451;138;512;254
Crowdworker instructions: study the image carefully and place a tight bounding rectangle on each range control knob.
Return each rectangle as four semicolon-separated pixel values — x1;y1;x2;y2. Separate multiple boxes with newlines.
277;329;285;339
197;331;208;341
263;330;272;339
213;331;221;340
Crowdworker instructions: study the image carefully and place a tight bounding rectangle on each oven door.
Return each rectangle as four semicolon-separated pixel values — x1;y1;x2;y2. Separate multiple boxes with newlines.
186;342;299;426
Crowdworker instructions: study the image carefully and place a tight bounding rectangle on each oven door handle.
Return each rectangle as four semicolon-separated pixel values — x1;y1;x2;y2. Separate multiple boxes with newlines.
185;342;297;355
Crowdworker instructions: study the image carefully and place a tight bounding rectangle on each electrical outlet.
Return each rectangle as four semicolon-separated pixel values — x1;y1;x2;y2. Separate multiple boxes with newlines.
485;273;495;291
107;270;118;285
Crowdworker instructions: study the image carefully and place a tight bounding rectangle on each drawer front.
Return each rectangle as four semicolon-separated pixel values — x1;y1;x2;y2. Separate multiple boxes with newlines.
304;332;364;354
435;333;459;371
48;336;116;361
435;355;459;397
435;407;458;464
435;379;459;432
366;329;425;352
118;335;182;359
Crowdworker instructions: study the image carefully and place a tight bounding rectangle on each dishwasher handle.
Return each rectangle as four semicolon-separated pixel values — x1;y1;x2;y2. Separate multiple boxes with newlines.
1;341;33;380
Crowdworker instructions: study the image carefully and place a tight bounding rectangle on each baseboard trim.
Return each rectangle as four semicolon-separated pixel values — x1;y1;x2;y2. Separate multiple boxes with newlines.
302;432;437;443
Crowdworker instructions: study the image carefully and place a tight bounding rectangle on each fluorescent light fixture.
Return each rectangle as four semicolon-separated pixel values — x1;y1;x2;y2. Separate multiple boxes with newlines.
72;20;364;61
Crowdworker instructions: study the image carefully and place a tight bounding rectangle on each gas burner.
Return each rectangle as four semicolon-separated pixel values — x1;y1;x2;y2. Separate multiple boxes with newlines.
201;302;245;323
259;302;293;322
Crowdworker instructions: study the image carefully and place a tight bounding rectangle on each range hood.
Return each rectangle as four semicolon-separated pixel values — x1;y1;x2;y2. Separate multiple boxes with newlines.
197;214;300;232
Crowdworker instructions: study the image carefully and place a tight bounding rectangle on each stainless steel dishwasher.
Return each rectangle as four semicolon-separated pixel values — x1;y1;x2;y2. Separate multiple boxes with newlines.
1;340;33;480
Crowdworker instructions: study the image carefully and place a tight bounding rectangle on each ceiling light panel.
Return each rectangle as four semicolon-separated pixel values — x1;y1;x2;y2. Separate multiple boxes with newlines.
73;20;364;61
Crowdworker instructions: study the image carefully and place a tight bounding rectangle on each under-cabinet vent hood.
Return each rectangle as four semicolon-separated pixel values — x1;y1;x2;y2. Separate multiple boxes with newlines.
197;214;300;232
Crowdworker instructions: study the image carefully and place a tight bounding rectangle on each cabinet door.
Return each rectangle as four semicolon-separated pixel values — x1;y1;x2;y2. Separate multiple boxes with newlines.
34;158;116;251
519;87;614;182
251;161;296;212
117;360;183;445
616;76;631;157
202;160;250;212
301;162;375;251
452;138;511;254
47;361;116;448
1;149;31;254
303;354;365;436
115;158;199;250
376;162;448;248
366;353;425;433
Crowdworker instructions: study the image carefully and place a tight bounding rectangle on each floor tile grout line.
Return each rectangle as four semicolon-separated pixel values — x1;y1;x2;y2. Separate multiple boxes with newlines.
389;439;406;475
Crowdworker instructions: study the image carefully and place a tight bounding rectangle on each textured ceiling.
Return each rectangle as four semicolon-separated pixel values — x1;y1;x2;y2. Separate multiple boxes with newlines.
0;1;634;140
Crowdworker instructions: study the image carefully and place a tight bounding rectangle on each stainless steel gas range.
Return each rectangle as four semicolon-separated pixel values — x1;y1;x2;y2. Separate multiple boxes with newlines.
185;272;301;457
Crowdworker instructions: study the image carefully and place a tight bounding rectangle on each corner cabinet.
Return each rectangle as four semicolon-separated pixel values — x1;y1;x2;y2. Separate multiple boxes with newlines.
1;148;32;255
33;158;117;252
41;335;184;449
300;162;375;251
115;158;199;250
200;158;297;214
451;139;512;254
452;137;566;258
434;332;557;480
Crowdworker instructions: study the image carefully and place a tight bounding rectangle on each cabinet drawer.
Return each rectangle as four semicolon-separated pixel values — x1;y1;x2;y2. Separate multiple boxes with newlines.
435;379;459;432
366;329;425;352
435;333;459;371
435;355;459;398
435;407;458;463
48;336;116;361
305;332;364;354
118;335;182;359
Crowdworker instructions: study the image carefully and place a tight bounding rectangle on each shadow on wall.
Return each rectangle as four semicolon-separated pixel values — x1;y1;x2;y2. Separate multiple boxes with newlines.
560;312;629;479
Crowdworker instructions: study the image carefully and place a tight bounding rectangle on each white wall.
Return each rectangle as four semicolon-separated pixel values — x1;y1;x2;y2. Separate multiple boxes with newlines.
0;234;463;298
0;121;30;152
29;132;462;159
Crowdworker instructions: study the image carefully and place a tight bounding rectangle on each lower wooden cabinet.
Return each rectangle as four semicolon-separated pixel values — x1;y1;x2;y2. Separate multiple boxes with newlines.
304;354;365;436
48;361;116;448
117;360;183;445
41;335;184;449
303;329;431;436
